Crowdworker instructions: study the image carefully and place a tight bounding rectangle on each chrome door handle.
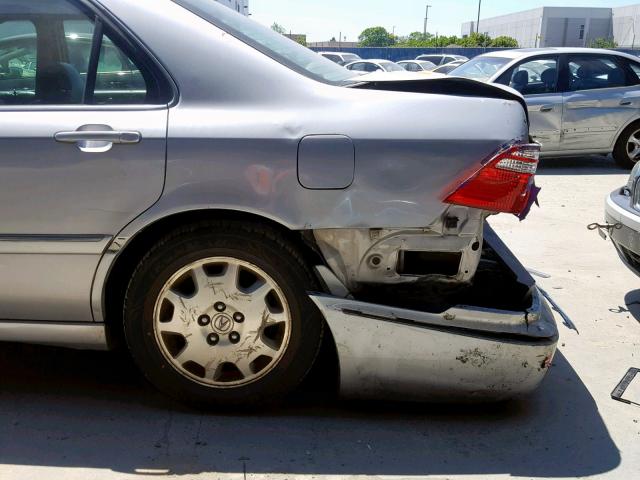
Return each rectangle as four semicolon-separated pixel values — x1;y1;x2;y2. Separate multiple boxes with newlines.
54;130;141;144
55;125;141;153
539;105;555;112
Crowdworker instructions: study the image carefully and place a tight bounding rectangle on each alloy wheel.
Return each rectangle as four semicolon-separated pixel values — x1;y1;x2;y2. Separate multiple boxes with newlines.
627;129;640;163
153;257;292;387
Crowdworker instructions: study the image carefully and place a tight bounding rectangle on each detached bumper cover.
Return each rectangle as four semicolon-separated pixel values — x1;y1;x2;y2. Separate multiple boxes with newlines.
310;225;559;401
606;190;640;277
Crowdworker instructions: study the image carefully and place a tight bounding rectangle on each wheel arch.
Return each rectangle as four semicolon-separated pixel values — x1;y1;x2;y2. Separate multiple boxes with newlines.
612;115;640;151
97;208;326;350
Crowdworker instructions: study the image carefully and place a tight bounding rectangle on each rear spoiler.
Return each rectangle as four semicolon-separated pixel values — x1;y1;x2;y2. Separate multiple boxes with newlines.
351;77;530;124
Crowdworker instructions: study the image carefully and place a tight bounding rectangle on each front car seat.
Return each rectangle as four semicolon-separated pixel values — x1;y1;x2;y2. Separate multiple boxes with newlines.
38;63;83;104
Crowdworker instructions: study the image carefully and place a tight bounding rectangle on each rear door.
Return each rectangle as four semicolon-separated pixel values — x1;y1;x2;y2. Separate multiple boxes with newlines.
561;53;637;151
496;55;562;151
0;0;171;322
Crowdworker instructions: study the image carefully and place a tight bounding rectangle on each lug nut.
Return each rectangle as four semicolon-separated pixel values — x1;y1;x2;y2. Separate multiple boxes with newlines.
229;331;240;344
206;333;219;346
197;314;211;326
214;302;226;312
233;312;245;323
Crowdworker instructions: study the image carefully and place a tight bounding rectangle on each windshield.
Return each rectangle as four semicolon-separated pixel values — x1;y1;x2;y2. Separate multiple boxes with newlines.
173;0;354;84
381;61;404;72
450;56;511;81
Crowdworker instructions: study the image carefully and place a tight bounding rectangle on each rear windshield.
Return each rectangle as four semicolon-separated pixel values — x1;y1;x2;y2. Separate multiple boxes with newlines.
450;56;510;81
173;0;354;85
380;61;404;72
341;54;360;63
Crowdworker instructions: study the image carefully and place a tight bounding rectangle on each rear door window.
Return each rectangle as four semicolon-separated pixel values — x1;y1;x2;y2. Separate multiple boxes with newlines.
0;0;170;107
0;21;37;104
497;57;559;96
622;58;640;85
64;19;148;104
566;55;627;91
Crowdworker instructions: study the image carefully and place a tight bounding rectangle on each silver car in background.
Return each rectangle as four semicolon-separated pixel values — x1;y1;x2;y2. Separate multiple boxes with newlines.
398;60;437;72
344;59;406;73
318;51;361;66
451;48;640;168
416;53;469;66
0;0;557;408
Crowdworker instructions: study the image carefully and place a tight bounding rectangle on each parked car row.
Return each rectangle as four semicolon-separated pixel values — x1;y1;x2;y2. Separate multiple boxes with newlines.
318;51;468;75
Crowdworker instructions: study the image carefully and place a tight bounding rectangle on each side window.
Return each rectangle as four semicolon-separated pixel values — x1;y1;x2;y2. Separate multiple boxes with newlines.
567;55;627;92
64;19;147;105
405;63;416;72
366;63;380;72
0;0;165;107
348;62;364;71
626;60;640;85
498;57;559;96
323;54;340;64
0;21;37;104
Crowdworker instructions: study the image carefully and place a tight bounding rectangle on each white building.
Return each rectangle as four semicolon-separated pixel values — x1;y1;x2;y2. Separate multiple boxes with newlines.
215;0;249;16
462;6;615;48
613;5;640;47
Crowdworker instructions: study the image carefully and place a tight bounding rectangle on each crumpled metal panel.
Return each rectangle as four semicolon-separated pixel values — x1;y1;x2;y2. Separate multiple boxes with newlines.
311;292;558;401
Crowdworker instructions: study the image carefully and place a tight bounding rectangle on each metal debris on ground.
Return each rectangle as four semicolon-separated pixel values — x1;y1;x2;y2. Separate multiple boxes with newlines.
612;368;640;406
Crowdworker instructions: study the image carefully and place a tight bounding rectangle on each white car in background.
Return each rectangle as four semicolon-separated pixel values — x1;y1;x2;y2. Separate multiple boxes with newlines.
416;53;469;66
318;51;362;66
450;48;640;168
344;59;406;73
432;60;468;74
398;60;437;72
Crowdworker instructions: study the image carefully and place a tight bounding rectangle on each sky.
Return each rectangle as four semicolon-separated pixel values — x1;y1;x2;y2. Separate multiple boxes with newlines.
250;0;636;42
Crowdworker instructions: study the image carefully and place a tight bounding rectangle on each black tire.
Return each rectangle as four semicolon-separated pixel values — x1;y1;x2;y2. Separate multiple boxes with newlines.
123;220;324;409
613;122;640;169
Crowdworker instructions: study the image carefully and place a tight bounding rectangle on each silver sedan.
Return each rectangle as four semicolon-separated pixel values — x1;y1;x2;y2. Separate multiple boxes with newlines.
0;0;557;407
451;48;640;168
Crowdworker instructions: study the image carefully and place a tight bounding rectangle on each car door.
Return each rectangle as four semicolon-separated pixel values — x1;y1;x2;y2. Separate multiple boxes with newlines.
0;0;171;322
496;55;562;151
562;53;637;151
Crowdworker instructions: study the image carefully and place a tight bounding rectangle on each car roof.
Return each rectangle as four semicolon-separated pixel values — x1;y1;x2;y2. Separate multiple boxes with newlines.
478;47;640;62
418;53;466;58
318;51;358;56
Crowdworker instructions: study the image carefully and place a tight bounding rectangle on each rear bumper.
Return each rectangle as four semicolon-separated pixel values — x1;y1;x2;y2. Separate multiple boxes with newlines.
310;225;559;402
605;190;640;277
311;290;558;402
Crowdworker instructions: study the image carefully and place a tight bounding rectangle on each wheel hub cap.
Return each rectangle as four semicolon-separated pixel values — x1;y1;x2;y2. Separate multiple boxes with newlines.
153;257;292;387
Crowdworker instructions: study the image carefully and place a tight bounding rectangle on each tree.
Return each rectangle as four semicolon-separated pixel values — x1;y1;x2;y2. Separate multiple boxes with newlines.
459;32;492;47
490;36;519;47
271;22;286;35
589;37;618;49
358;27;396;47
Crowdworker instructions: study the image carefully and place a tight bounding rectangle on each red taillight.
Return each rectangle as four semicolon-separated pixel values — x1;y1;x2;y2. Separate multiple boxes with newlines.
444;143;540;215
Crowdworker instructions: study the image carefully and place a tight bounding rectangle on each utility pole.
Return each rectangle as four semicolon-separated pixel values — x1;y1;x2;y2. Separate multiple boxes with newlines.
476;0;482;34
423;5;431;38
